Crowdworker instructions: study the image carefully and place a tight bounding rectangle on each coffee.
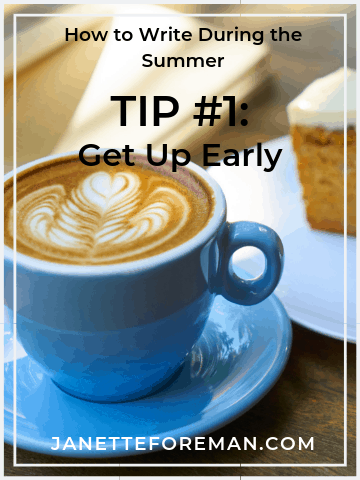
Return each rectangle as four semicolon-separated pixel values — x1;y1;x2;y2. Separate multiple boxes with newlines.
4;154;214;265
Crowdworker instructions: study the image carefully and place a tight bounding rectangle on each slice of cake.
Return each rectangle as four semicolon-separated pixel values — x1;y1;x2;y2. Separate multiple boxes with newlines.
287;68;356;236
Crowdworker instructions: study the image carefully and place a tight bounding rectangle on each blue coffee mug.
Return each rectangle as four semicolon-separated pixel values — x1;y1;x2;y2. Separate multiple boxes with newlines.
4;149;284;402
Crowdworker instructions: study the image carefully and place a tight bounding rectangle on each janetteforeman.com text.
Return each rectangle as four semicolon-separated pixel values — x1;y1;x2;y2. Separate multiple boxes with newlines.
51;436;314;452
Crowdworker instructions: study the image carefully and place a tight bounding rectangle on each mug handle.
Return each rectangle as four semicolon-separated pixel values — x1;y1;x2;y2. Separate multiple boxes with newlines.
213;221;284;306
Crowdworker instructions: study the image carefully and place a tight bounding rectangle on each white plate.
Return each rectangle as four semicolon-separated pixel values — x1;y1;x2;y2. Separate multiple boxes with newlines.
209;136;356;342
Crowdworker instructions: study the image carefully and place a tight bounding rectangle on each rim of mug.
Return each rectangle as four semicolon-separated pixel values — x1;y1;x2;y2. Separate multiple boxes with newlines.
4;148;226;276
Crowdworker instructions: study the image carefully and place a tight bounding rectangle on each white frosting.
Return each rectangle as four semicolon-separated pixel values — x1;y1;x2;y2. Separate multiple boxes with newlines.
287;68;356;128
13;171;190;263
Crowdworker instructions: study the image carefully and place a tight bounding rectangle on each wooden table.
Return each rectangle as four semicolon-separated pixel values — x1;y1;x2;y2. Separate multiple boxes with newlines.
5;324;355;476
4;5;356;475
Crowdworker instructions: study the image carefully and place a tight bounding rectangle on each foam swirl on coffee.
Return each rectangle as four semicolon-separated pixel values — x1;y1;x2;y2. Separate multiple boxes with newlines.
5;157;214;265
12;171;191;264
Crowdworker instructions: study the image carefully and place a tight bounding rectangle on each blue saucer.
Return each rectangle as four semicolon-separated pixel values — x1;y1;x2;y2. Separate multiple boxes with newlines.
4;286;292;458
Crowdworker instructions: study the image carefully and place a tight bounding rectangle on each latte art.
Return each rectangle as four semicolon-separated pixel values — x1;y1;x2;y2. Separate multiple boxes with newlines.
5;156;213;265
12;171;192;264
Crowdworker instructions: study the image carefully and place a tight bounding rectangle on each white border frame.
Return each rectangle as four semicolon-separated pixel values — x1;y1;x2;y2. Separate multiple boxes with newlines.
9;9;348;469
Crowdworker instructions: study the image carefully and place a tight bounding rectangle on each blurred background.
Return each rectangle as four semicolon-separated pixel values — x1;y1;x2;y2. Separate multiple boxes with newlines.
4;3;356;173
